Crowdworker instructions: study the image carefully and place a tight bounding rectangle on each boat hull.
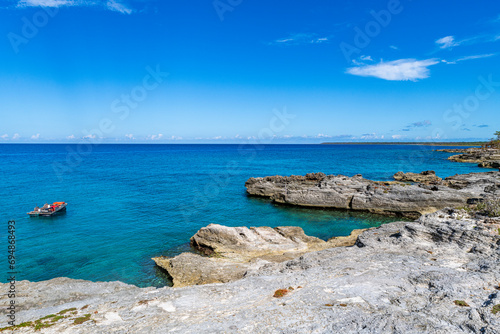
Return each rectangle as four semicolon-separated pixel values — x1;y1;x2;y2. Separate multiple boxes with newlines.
28;203;67;217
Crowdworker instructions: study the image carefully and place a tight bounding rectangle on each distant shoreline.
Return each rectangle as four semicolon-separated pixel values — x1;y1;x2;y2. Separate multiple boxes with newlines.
321;142;486;146
0;142;488;146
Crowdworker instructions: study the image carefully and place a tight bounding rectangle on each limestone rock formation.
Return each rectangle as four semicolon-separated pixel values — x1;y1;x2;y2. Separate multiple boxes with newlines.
437;147;500;169
2;209;500;333
153;224;365;287
245;172;485;218
393;170;442;184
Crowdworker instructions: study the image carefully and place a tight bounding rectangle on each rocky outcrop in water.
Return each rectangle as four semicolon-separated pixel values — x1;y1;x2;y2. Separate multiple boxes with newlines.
393;170;442;184
437;148;500;168
2;208;500;333
153;224;365;287
245;172;500;218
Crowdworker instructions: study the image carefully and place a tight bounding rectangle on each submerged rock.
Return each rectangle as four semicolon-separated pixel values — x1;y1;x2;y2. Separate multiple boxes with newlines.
3;209;500;333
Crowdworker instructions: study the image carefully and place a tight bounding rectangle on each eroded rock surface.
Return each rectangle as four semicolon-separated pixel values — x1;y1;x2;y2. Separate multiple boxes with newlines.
393;170;442;184
437;148;500;168
245;172;498;218
2;209;500;333
153;224;365;287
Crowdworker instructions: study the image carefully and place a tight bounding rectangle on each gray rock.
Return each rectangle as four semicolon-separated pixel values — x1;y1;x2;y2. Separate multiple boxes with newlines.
1;209;499;333
438;148;500;169
393;170;442;184
245;173;480;218
153;224;365;287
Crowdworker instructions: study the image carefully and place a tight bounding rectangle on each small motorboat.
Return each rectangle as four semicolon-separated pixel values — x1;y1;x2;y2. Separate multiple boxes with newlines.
28;202;67;217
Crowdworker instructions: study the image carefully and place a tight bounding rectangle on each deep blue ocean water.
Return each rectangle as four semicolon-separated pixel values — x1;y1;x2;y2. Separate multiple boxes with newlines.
0;144;492;287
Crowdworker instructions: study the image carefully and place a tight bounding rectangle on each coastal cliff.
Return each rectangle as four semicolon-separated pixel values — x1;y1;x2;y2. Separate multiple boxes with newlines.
245;172;500;218
437;148;500;168
1;208;499;333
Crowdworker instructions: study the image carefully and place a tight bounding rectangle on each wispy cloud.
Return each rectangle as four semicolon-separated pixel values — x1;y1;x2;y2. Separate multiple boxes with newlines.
456;53;497;62
435;33;500;50
16;0;134;14
1;134;8;139
392;134;405;140
12;133;20;140
147;134;163;140
271;33;330;46
360;133;384;140
442;53;497;64
436;36;458;49
403;120;432;131
18;0;72;7
106;0;132;14
31;133;40;140
346;58;440;81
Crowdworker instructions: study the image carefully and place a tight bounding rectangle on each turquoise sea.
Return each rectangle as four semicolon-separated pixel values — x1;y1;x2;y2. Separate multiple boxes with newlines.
0;144;492;287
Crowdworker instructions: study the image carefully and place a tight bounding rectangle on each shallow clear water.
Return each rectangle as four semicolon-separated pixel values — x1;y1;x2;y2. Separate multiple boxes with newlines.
0;144;491;287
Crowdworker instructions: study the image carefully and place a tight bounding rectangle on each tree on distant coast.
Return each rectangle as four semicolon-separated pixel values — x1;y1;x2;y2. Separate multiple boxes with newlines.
483;131;500;149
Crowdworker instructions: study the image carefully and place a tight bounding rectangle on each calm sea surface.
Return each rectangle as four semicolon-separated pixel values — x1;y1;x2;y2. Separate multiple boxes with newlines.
0;144;492;287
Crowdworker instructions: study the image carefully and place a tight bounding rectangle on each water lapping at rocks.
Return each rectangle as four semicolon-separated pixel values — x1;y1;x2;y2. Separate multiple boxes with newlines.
1;208;499;333
245;172;500;218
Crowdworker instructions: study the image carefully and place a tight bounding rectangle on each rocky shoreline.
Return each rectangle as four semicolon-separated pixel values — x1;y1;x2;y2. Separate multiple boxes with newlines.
1;207;499;333
152;224;365;288
437;148;500;168
245;171;500;218
2;171;500;333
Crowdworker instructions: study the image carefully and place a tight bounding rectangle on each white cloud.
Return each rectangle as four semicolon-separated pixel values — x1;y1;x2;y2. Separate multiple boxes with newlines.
1;134;8;139
106;0;132;14
31;133;40;140
456;53;496;62
392;135;405;139
16;0;133;14
273;33;330;45
18;0;72;7
125;134;135;140
359;55;372;61
389;45;399;50
12;133;20;140
148;134;163;140
435;33;500;50
436;36;458;49
442;53;497;65
66;134;75;139
360;133;380;140
346;58;440;81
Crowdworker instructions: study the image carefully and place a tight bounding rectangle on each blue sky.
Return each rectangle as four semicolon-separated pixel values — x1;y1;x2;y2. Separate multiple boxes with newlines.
0;0;499;143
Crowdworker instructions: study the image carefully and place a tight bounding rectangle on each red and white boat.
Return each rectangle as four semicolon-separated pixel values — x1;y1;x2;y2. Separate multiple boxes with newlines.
28;202;67;217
